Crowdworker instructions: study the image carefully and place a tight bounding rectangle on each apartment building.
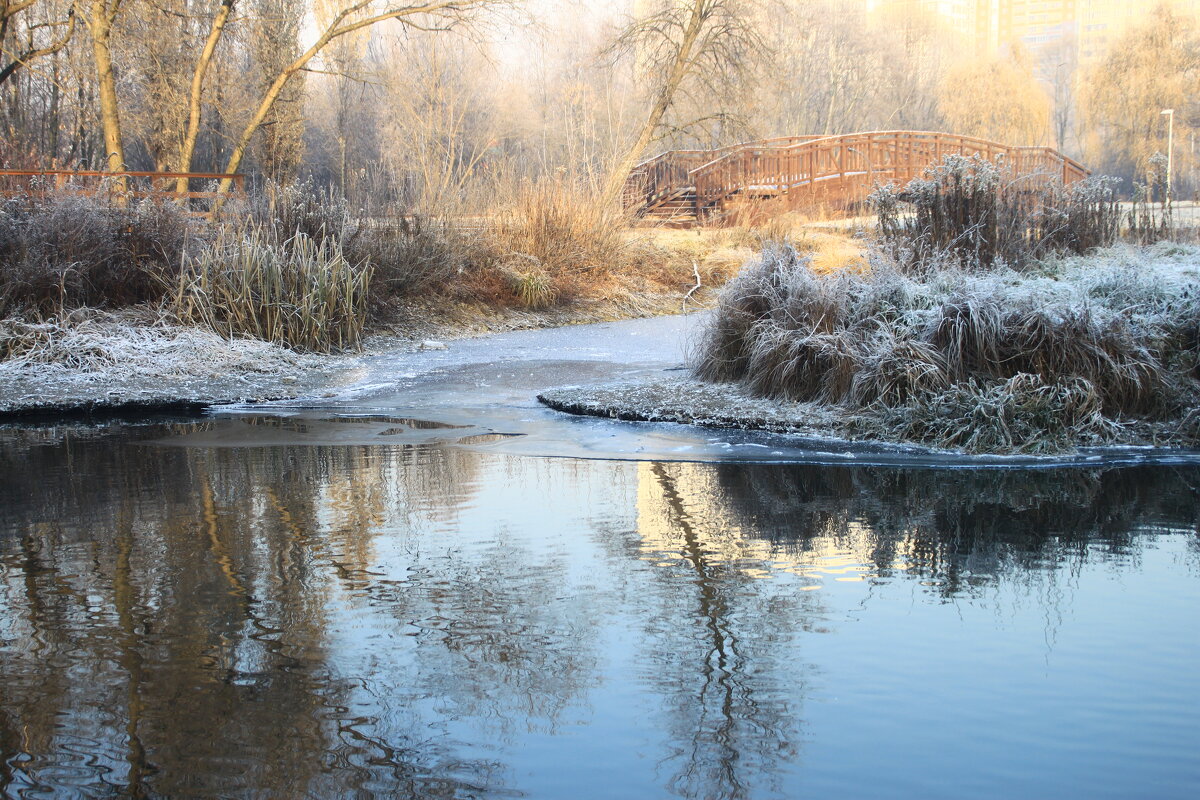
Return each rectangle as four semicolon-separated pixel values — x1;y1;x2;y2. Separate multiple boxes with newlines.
1077;1;1200;62
867;0;1200;64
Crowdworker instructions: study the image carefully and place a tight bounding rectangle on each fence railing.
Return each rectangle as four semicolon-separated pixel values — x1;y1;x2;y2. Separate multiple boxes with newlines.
0;170;246;216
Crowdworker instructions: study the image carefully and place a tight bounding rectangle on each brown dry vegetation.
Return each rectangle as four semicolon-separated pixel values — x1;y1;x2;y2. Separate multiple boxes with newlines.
0;183;758;353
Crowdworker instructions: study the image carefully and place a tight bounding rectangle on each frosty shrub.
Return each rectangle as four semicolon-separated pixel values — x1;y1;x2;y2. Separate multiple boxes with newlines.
694;242;1200;453
0;192;194;316
1127;153;1174;245
869;154;1121;272
873;373;1119;454
254;181;473;299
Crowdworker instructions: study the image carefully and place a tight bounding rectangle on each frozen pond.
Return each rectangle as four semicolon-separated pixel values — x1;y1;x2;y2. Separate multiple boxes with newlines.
1;315;1198;798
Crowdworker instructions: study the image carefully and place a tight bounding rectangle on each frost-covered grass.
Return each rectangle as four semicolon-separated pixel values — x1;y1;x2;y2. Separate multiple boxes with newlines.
870;153;1123;271
174;225;373;353
694;241;1200;453
0;193;193;317
0;310;321;412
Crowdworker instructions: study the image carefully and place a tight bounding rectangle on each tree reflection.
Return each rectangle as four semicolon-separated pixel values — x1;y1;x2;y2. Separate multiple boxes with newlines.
706;464;1200;595
0;424;515;797
2;420;1197;799
628;462;809;799
626;459;1200;798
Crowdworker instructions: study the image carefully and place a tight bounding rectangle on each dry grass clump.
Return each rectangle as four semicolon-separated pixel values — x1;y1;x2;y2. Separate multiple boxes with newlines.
364;216;476;298
476;179;638;307
694;242;1200;453
870;373;1119;454
0;192;194;316
255;181;471;297
174;225;372;352
871;154;1121;271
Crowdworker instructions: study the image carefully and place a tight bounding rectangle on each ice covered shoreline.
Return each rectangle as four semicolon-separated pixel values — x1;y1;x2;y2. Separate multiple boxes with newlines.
0;293;700;416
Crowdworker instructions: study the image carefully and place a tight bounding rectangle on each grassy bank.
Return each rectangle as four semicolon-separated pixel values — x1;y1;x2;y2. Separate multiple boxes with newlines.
0;181;764;412
0;182;753;357
693;157;1200;454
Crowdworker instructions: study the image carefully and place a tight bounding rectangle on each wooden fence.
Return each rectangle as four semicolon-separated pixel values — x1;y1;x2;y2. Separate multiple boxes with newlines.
0;170;246;216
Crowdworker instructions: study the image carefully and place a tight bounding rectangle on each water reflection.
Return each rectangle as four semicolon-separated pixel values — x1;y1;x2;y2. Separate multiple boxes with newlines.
0;427;506;796
0;422;1197;798
698;463;1200;594
632;463;808;799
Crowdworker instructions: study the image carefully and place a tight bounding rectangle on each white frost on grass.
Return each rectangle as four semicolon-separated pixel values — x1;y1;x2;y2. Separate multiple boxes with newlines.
538;377;845;436
0;312;325;412
553;242;1200;455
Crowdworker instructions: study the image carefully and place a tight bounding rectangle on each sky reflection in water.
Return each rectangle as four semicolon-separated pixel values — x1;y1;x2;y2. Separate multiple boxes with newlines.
1;421;1198;799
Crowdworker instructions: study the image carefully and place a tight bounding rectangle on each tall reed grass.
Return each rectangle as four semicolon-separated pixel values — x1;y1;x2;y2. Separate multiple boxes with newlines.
255;181;473;297
480;178;638;307
174;225;372;352
0;179;698;352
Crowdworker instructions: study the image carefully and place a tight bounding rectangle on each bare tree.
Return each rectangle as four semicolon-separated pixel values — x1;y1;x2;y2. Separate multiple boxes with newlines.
938;47;1050;145
1043;35;1078;154
174;0;234;190
80;0;124;170
215;0;503;195
249;0;306;185
1083;3;1199;182
0;0;77;85
599;0;762;207
375;31;500;210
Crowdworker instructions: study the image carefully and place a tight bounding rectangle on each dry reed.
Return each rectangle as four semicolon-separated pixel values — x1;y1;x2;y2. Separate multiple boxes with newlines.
870;154;1122;272
174;225;372;353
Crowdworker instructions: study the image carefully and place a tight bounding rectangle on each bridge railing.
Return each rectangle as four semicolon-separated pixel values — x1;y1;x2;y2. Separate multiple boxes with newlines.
688;131;1089;218
623;132;1090;223
624;135;827;210
624;150;714;210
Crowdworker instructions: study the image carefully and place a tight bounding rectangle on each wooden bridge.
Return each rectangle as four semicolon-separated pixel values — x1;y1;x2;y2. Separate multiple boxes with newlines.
622;131;1090;227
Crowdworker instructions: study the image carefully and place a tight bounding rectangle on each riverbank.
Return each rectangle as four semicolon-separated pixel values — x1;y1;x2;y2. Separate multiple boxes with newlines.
0;286;715;416
0;184;784;415
536;373;1200;455
540;241;1200;457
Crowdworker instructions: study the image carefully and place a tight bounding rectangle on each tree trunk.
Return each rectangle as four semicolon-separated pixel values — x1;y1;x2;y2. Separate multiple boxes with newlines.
175;0;235;193
90;0;124;175
599;0;709;210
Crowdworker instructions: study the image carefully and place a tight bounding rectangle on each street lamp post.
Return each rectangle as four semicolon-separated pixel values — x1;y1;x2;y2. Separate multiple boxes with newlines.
1162;108;1175;202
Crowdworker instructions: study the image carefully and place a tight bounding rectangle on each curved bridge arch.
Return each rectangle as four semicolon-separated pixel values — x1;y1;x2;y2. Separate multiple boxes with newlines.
623;131;1089;226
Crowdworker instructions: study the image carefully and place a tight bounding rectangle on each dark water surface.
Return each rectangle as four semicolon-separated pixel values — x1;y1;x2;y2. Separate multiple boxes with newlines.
1;418;1198;799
